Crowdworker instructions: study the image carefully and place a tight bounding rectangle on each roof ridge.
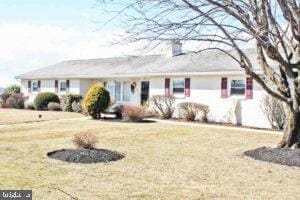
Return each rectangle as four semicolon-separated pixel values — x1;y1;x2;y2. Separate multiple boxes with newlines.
60;54;165;63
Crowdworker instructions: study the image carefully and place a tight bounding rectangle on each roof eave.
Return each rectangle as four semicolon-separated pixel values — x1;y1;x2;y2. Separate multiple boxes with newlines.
15;70;262;80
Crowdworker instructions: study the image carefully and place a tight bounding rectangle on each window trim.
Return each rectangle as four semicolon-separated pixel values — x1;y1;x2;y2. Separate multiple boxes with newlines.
229;78;246;97
114;81;121;102
105;81;131;103
172;78;185;94
32;80;39;93
59;80;67;93
122;81;131;102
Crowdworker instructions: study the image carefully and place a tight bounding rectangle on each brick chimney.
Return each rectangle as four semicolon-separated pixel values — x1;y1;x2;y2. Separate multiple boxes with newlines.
169;40;182;57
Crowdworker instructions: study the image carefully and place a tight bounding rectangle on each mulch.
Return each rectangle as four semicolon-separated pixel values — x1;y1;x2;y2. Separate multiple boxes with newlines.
244;147;300;167
47;148;125;164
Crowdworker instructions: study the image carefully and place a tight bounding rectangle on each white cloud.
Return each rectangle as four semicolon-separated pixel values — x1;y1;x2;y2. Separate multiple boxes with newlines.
0;23;153;87
0;23;211;87
0;24;148;62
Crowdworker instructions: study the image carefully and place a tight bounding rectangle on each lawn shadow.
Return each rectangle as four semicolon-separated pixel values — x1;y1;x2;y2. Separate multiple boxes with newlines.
96;118;157;124
244;147;300;167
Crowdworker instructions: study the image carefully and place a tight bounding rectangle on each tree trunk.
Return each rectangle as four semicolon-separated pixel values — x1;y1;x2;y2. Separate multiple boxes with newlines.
278;106;300;148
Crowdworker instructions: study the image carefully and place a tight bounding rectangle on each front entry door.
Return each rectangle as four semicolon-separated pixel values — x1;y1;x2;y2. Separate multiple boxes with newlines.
141;81;150;105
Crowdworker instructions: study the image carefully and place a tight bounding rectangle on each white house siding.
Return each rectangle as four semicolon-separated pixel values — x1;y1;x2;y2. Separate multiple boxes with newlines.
41;80;55;93
73;78;142;105
69;79;80;94
21;79;81;102
79;79;92;95
21;76;270;128
148;75;271;129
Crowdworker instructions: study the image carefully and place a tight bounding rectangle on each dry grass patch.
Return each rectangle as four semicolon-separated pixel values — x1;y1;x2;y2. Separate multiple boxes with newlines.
0;119;299;199
0;109;83;125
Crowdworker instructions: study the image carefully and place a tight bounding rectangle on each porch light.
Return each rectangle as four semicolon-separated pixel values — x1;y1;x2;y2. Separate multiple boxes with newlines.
131;82;137;93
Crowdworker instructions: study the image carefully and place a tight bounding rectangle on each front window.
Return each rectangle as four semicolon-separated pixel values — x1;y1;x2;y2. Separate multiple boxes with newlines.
32;81;38;92
230;79;245;95
123;82;131;102
107;82;114;98
173;79;185;93
105;81;131;102
114;81;121;102
60;81;67;92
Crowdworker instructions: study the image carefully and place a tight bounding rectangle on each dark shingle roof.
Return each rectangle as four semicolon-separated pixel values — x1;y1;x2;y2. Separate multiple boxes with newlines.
16;49;262;79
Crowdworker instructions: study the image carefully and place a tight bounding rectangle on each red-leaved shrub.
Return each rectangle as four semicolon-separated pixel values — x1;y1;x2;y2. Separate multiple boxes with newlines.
72;132;99;149
122;104;147;122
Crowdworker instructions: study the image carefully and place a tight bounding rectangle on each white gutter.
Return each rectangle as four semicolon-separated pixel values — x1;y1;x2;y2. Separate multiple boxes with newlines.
16;70;263;80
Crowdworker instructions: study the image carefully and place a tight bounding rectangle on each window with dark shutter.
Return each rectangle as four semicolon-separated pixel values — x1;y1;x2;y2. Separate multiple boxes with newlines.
185;78;190;97
38;80;41;93
55;80;58;93
246;77;253;99
66;80;70;93
221;77;228;98
165;78;170;96
230;79;245;95
32;81;38;92
28;80;32;93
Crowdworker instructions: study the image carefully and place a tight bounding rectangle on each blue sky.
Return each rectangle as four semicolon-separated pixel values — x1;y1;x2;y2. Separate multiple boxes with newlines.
0;0;139;87
0;0;199;87
0;0;99;29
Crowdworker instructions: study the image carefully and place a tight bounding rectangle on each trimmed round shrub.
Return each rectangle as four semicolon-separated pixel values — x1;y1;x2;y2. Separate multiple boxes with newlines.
83;86;110;119
48;102;62;111
34;92;60;110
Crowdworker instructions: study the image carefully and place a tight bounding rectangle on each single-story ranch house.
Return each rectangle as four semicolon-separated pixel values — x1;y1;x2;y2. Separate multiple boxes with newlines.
16;42;271;128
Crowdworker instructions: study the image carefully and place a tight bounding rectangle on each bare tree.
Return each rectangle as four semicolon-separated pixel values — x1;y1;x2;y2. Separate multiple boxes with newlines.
99;0;300;148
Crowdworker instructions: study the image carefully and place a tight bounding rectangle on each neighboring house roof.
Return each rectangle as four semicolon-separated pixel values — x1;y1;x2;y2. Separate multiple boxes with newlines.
16;49;264;79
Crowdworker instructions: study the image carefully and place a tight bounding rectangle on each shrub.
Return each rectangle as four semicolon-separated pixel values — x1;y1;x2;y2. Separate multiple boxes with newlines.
105;103;124;119
179;102;209;122
5;84;21;94
34;92;60;110
179;102;200;121
0;93;11;104
61;94;83;112
0;102;10;108
261;95;285;130
47;102;62;111
6;93;25;109
151;95;176;119
72;132;98;149
122;104;147;122
72;100;83;113
83;86;110;119
24;101;35;110
201;105;210;122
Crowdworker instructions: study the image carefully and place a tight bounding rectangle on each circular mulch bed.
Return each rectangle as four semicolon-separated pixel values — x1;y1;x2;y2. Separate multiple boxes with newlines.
47;149;125;164
244;147;300;167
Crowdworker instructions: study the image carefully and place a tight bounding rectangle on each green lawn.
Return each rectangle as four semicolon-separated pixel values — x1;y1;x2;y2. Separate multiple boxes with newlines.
0;110;299;199
0;109;83;125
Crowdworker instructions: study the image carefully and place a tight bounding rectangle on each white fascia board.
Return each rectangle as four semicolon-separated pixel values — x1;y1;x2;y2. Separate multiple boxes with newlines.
16;70;263;80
